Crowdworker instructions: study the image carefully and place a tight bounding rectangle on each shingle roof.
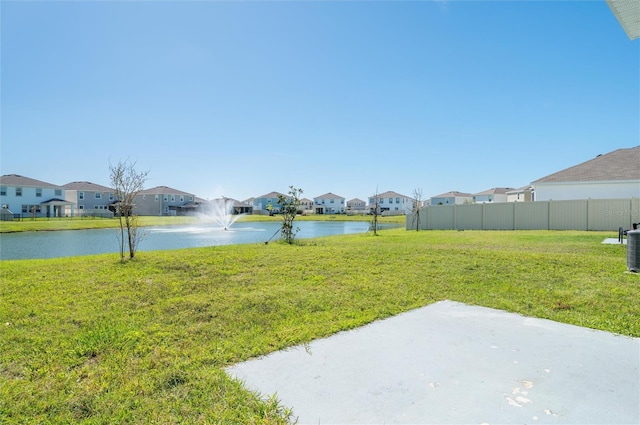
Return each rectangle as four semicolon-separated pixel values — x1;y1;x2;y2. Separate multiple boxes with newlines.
474;187;514;196
314;192;344;200
432;191;474;198
606;0;640;40
139;186;194;196
63;181;113;192
256;192;286;199
0;174;62;188
532;147;640;183
373;191;410;198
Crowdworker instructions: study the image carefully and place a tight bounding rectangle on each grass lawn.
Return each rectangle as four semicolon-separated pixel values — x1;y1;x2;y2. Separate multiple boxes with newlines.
1;229;638;423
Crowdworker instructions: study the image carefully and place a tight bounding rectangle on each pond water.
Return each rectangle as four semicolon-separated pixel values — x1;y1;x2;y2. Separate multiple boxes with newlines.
1;221;398;260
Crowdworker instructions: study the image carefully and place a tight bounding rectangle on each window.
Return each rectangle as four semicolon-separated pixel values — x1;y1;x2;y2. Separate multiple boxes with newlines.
95;192;102;199
36;188;42;197
189;196;193;201
95;205;99;209
109;194;113;201
79;192;84;200
155;195;159;201
16;187;22;197
389;198;393;203
164;195;168;202
330;199;334;203
396;198;400;204
55;189;62;196
171;195;175;202
0;187;5;196
79;205;84;210
180;195;184;202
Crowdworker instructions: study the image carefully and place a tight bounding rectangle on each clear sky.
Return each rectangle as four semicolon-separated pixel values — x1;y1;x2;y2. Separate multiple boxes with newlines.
1;0;638;202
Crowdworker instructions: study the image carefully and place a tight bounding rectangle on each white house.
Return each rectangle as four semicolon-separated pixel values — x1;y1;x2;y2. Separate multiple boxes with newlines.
430;191;474;206
347;198;367;214
531;146;640;201
473;188;513;203
313;193;345;214
0;174;73;218
506;186;534;202
369;191;413;215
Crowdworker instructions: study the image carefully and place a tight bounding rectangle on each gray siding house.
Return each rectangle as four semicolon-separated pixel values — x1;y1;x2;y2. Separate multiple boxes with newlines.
135;186;195;216
63;181;115;217
313;193;345;214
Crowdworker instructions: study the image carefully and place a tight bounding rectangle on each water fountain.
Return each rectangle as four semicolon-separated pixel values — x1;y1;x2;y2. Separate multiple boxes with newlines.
201;197;243;230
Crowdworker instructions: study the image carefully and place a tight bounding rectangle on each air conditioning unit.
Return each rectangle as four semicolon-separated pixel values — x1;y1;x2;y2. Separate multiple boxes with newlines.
627;230;640;272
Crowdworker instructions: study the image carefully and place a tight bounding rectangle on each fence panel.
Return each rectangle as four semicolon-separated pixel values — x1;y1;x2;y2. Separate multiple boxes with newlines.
484;203;515;230
456;204;483;229
428;205;455;229
411;198;638;231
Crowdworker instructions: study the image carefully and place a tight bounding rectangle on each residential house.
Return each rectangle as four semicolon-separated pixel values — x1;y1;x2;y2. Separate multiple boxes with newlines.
430;191;474;206
531;146;640;201
473;188;513;204
299;198;314;214
313;193;345;214
369;191;413;215
63;181;115;217
134;186;196;216
346;198;367;214
252;192;287;214
506;186;534;202
0;174;72;218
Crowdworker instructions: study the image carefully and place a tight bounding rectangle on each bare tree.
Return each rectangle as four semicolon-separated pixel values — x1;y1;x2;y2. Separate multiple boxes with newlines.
109;159;149;260
412;188;423;231
277;186;303;244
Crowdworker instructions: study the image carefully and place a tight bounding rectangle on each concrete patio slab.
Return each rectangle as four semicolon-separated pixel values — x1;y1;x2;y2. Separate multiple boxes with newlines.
226;300;639;424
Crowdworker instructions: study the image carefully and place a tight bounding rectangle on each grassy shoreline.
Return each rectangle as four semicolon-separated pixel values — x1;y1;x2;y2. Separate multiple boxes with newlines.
1;229;637;423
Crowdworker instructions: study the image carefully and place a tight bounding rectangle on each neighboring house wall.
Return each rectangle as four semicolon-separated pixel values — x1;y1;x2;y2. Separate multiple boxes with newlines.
506;186;533;202
135;186;195;216
473;188;512;204
532;181;640;201
313;193;345;214
0;174;69;218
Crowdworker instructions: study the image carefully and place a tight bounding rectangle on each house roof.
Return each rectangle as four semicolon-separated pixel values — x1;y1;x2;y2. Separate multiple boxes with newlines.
432;191;474;198
348;198;366;203
63;181;113;192
506;185;533;194
314;192;345;200
532;146;640;184
373;191;410;199
139;186;194;196
606;0;640;40
474;187;514;196
256;192;286;199
0;174;62;188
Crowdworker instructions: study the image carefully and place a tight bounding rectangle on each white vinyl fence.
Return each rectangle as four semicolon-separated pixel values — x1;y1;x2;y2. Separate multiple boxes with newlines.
406;198;640;231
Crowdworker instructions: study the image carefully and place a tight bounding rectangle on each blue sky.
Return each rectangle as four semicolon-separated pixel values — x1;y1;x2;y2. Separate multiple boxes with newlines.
2;1;638;202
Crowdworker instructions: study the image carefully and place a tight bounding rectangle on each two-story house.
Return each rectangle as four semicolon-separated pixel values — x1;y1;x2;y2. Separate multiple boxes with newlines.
313;193;345;214
473;188;513;204
252;192;287;214
347;198;367;214
369;191;413;215
430;191;474;206
0;174;73;218
63;181;115;217
134;186;196;216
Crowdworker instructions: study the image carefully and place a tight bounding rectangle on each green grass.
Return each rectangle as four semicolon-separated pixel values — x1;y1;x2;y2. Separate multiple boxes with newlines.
1;229;638;423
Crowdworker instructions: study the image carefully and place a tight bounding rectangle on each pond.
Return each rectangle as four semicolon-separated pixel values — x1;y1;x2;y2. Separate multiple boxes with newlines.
0;221;399;260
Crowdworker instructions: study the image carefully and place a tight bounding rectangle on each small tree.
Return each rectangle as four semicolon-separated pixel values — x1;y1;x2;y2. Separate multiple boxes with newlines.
412;188;423;231
109;159;149;260
277;186;303;244
370;188;381;236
